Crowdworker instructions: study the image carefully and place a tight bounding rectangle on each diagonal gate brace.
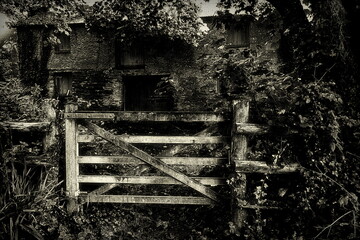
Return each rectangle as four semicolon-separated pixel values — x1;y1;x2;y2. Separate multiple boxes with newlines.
82;121;220;202
88;124;219;196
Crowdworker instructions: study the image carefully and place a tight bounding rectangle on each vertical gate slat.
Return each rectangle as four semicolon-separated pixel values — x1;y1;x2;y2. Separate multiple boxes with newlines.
65;104;79;213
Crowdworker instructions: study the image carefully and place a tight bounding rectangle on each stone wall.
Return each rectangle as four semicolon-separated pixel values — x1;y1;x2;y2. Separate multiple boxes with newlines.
48;70;123;110
48;24;114;71
46;18;280;111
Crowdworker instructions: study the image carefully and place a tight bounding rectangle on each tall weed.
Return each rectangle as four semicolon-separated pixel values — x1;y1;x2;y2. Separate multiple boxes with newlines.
0;149;61;240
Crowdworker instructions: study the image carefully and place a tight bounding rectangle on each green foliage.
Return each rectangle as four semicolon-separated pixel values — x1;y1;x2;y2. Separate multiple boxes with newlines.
0;78;47;121
0;0;86;48
0;145;61;240
207;37;359;236
212;47;360;238
207;0;360;238
45;204;232;240
0;39;18;80
0;31;49;121
0;0;86;26
249;66;359;236
86;0;204;45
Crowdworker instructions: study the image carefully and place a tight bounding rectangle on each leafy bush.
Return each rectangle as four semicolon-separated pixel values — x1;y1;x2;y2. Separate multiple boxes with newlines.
211;40;360;238
250;73;359;239
0;78;46;121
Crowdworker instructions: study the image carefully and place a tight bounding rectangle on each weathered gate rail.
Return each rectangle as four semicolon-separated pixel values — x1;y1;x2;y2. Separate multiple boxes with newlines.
64;101;301;232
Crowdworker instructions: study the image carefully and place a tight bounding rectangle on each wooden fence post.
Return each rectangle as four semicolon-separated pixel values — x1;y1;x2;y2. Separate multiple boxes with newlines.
231;100;249;234
65;103;79;213
43;99;57;152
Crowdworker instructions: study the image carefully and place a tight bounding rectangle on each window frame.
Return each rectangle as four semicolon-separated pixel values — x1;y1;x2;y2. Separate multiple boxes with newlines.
55;33;71;53
54;72;72;97
201;16;251;49
225;21;250;48
115;40;145;69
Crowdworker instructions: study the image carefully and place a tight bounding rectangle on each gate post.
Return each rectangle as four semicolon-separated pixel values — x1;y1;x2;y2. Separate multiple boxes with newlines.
65;103;79;213
231;100;249;235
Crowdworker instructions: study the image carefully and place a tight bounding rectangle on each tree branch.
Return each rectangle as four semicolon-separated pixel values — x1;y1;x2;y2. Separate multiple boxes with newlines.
314;210;353;239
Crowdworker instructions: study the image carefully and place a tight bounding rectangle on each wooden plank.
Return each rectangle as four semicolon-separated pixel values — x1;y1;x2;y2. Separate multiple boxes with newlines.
65;104;79;213
82;121;220;202
82;195;212;205
0;121;50;131
88;183;119;196
78;175;226;186
25;155;53;166
157;124;219;157
77;135;229;144
78;156;227;166
240;204;281;210
236;161;301;174
153;157;228;166
64;112;116;120
65;111;227;122
78;156;138;164
236;123;269;135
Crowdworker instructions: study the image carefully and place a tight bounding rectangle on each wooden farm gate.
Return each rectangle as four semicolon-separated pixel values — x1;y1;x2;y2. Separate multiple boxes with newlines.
64;103;233;211
64;101;300;231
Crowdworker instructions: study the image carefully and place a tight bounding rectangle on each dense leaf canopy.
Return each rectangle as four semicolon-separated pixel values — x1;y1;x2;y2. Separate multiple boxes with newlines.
86;0;203;45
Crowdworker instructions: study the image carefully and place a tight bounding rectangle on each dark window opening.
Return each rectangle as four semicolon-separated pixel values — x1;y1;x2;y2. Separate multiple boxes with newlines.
226;22;250;48
115;41;145;69
123;76;174;111
201;16;250;48
55;33;71;53
54;73;72;97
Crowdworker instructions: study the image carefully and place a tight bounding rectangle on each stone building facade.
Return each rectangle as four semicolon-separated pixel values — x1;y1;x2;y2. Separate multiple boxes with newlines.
18;15;280;112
